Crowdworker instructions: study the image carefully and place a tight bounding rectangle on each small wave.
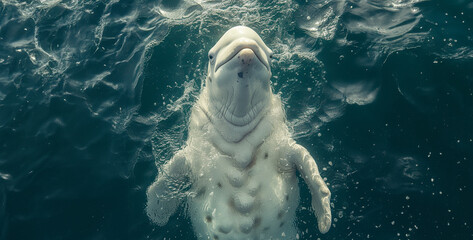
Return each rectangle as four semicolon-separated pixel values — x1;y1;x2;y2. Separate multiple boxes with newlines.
296;0;346;40
154;0;203;20
331;80;380;105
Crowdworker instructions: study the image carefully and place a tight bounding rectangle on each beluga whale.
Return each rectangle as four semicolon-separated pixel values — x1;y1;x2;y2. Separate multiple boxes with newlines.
146;26;332;239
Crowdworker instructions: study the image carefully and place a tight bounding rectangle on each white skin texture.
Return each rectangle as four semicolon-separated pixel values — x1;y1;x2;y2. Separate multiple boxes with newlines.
146;26;331;240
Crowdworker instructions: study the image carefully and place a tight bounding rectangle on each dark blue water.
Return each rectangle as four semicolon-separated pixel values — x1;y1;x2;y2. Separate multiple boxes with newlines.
1;0;472;239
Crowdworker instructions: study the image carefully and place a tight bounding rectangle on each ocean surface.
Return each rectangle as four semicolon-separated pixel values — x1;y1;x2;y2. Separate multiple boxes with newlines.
1;0;473;239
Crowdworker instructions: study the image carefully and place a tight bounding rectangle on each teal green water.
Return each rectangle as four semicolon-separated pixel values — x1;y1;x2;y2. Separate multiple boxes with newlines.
1;0;472;239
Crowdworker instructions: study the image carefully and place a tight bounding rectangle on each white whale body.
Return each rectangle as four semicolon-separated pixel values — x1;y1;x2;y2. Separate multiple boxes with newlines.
146;26;332;239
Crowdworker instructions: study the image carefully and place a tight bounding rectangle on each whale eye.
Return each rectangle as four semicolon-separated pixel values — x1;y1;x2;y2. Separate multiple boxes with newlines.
269;54;273;59
209;54;214;60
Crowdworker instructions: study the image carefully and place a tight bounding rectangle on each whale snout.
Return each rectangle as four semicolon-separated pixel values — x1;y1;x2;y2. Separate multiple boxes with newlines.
214;37;270;73
238;48;255;66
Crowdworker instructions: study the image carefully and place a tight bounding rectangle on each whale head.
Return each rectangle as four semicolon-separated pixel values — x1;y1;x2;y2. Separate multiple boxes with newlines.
205;26;273;128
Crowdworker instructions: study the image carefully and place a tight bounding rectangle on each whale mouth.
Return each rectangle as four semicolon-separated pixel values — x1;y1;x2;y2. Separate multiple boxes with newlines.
215;40;269;73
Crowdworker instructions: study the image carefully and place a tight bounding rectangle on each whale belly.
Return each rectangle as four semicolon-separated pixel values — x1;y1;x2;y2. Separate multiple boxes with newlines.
187;140;300;240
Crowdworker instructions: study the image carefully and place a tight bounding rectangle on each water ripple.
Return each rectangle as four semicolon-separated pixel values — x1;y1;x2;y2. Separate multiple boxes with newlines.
1;1;472;238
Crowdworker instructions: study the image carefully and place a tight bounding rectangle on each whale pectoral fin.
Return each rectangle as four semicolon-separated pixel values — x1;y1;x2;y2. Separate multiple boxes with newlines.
289;143;332;234
146;151;190;226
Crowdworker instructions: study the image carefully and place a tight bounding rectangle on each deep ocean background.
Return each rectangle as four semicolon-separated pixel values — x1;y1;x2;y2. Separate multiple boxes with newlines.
1;0;472;239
